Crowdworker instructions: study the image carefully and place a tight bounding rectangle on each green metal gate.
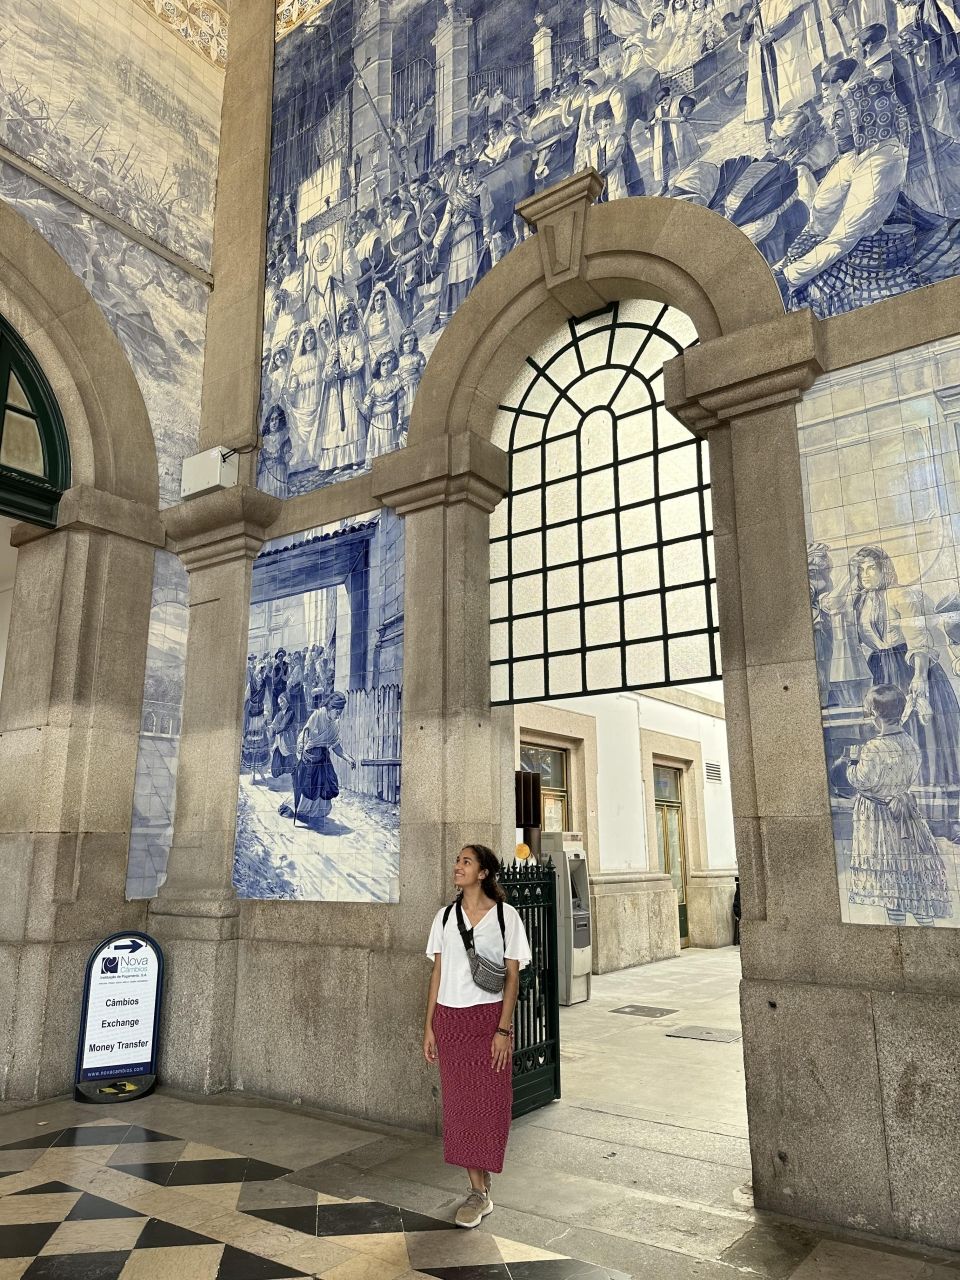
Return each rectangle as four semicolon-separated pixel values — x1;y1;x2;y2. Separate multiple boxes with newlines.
502;858;561;1118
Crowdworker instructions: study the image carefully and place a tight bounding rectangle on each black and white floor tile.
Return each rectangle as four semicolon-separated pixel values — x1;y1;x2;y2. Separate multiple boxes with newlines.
0;1121;628;1280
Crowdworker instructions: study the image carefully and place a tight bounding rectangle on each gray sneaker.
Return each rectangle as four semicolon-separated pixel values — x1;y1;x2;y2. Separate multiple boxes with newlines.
455;1189;493;1229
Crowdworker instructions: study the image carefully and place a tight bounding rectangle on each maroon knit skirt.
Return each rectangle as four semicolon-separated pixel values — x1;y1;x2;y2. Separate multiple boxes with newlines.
434;1002;513;1173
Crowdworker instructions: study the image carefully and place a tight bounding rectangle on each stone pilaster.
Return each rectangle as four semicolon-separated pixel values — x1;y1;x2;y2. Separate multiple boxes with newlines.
432;2;472;155
0;487;162;1099
148;485;279;1092
199;0;274;466
353;0;395;206
532;22;553;95
371;431;512;880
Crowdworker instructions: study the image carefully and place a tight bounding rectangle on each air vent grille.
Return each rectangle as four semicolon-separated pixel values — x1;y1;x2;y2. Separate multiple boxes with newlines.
705;762;723;783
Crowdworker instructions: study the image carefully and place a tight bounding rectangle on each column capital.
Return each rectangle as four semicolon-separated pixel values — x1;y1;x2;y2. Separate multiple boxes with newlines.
371;431;508;515
161;484;281;571
516;168;606;316
664;307;825;433
10;485;165;550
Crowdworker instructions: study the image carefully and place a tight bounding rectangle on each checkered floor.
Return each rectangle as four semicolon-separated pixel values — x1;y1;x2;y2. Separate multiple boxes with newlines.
0;1120;626;1279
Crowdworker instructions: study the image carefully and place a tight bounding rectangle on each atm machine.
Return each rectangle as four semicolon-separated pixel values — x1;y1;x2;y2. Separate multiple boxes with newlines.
541;832;592;1006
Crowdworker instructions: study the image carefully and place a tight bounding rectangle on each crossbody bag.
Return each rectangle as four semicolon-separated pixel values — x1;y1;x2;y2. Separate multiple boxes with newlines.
443;898;508;994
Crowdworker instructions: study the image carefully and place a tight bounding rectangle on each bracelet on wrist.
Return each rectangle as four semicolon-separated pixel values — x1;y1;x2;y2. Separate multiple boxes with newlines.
496;1027;512;1037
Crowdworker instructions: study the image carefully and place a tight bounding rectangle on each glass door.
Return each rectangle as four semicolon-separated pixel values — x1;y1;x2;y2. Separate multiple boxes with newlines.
654;765;688;945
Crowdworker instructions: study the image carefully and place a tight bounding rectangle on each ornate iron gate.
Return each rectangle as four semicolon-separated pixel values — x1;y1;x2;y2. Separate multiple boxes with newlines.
502;859;561;1118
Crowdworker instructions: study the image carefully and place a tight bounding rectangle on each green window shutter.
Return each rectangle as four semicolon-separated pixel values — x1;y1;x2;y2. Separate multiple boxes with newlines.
0;314;70;528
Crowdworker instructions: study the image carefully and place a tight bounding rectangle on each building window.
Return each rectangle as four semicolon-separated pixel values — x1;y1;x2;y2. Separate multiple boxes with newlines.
654;764;689;943
490;299;718;705
520;743;569;832
0;315;70;528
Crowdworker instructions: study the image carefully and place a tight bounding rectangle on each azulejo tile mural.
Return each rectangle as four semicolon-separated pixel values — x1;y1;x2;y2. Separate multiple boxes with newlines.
800;336;960;927
0;0;224;265
233;511;403;902
261;0;960;500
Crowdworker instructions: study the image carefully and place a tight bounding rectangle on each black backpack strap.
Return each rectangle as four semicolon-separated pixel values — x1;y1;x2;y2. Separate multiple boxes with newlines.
442;902;454;929
454;898;476;953
497;900;506;948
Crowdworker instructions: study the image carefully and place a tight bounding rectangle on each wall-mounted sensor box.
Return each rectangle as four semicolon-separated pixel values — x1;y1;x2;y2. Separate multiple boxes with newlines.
180;447;240;500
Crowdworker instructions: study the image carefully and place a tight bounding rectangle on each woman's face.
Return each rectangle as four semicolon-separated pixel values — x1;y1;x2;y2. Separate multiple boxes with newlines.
373;292;385;313
304;330;317;352
454;847;485;892
859;557;883;589
401;333;416;354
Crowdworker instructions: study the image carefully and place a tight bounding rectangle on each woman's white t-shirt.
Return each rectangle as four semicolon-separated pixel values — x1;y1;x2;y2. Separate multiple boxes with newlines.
426;901;532;1007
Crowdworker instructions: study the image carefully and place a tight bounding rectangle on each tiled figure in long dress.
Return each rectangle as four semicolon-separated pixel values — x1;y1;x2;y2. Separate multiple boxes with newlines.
397;328;426;432
845;683;953;923
257;404;293;498
852;547;960;786
360;350;404;460
326;307;368;472
285;327;323;469
292;690;356;826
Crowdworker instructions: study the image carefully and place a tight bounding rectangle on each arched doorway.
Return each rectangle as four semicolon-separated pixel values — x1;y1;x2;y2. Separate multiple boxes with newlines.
0;203;162;1102
398;176;841;1232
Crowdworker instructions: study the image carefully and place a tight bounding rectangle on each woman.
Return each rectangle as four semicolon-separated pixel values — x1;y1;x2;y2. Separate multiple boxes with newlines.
257;404;293;498
397;328;426;431
363;282;405;365
269;691;297;779
293;689;356;825
844;683;953;924
360;350;404;461
285;326;323;468
240;660;271;780
318;308;368;473
847;546;960;817
423;844;532;1229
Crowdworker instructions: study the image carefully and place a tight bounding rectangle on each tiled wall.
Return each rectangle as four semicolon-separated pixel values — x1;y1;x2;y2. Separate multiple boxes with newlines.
259;0;960;501
1;0;224;264
0;0;226;897
233;512;403;902
799;337;960;927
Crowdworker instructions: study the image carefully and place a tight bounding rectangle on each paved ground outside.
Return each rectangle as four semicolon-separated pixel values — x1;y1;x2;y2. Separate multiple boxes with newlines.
2;948;959;1278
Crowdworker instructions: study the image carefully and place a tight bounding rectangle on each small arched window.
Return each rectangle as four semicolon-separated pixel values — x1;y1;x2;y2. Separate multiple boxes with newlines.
0;314;70;527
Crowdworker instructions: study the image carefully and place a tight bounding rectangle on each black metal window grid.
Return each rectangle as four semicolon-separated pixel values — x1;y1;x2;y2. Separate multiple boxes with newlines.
490;300;719;706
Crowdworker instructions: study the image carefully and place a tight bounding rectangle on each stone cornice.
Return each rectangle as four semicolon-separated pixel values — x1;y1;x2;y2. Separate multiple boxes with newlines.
664;308;825;433
371;431;508;515
161;484;281;570
10;485;165;550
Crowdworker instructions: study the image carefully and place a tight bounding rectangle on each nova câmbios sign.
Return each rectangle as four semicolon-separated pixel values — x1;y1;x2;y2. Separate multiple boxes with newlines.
75;932;164;1102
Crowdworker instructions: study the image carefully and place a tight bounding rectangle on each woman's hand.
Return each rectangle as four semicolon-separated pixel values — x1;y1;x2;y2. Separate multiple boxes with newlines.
423;1028;438;1065
491;1030;513;1073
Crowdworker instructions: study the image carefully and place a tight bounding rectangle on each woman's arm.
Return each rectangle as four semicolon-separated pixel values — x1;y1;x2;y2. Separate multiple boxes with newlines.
491;960;519;1073
423;956;441;1063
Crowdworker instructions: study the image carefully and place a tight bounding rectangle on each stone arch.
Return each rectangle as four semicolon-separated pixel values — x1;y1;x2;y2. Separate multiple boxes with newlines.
0;199;159;511
409;185;786;448
394;177;845;1235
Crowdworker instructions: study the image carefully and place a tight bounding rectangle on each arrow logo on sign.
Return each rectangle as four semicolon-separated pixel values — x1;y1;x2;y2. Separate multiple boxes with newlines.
114;940;144;954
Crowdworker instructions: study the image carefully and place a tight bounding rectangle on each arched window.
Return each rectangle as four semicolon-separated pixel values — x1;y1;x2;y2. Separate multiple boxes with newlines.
0;314;70;527
490;300;719;705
